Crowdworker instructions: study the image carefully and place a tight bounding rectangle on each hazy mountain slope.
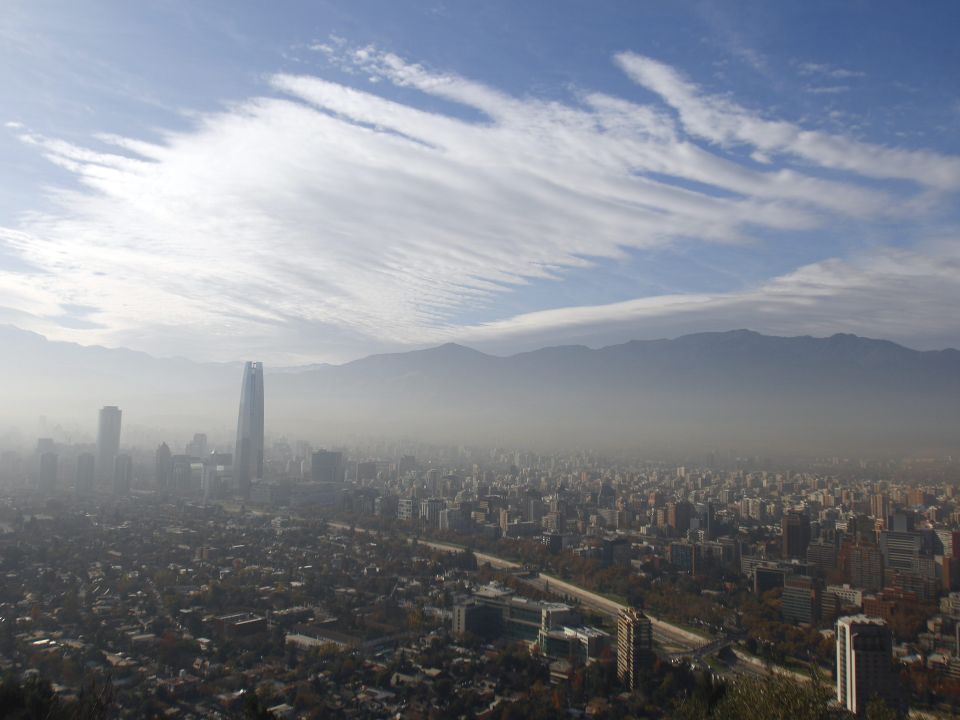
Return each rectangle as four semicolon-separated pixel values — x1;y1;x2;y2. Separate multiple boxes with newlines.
268;330;960;454
1;325;957;454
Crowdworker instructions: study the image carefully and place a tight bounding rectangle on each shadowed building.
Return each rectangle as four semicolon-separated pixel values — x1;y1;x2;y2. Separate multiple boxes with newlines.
234;361;264;499
836;615;899;715
782;510;811;559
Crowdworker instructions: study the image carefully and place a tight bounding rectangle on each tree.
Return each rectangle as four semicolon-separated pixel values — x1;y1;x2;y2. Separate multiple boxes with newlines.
0;672;112;720
669;671;853;720
864;697;899;720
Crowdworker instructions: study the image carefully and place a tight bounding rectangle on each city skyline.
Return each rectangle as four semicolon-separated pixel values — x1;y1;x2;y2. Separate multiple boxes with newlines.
1;4;957;717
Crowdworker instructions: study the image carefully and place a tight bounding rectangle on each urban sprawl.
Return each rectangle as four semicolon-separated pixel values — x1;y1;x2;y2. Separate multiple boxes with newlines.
1;363;958;718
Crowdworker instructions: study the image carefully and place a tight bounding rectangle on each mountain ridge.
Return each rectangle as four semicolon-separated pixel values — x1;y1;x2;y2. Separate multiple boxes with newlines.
4;323;959;370
0;324;957;454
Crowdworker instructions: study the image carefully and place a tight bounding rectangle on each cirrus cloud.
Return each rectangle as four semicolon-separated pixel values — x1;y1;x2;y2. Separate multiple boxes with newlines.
1;48;958;362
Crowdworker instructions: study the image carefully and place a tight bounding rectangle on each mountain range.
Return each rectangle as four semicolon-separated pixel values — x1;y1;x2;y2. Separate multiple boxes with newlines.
1;325;957;455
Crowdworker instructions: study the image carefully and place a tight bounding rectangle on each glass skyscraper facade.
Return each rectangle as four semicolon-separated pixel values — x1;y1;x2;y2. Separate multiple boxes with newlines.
234;361;264;498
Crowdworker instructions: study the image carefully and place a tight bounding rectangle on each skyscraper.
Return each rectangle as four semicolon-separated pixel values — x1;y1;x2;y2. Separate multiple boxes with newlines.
836;615;899;715
617;608;653;690
155;442;173;491
234;361;264;499
96;406;122;489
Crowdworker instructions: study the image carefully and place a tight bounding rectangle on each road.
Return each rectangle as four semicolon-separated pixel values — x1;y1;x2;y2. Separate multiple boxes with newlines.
325;522;810;680
327;523;705;651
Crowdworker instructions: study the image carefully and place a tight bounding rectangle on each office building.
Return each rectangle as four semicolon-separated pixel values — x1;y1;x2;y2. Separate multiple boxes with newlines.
880;530;922;573
669;542;696;573
113;454;132;496
96;406;122;489
453;584;576;642
38;452;58;494
782;575;818;625
539;626;611;664
666;500;692;535
617;608;653;690
704;500;716;540
806;539;837;576
186;433;208;458
311;450;344;483
75;453;95;496
155;442;173;491
171;455;201;496
782;510;811;559
234;362;264;499
836;615;899;715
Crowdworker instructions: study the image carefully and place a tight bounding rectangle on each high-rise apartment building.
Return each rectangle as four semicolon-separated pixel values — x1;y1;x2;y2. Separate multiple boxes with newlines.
617;608;653;690
96;406;122;488
836;615;899;715
234;362;264;499
842;541;884;593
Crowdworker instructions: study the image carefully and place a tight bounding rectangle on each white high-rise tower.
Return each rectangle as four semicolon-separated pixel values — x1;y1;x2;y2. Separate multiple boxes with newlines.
234;362;264;499
96;406;122;490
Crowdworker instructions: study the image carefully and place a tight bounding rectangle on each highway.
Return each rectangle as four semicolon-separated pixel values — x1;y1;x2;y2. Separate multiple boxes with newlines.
327;523;705;651
325;522;810;680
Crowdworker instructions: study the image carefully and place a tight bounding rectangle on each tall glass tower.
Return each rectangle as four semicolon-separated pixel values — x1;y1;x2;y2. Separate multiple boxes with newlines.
234;361;264;498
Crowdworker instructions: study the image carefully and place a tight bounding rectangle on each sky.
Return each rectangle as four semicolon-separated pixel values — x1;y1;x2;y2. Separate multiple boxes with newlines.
1;0;959;364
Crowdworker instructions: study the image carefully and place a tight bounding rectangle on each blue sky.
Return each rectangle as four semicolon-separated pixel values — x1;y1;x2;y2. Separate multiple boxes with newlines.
1;1;959;363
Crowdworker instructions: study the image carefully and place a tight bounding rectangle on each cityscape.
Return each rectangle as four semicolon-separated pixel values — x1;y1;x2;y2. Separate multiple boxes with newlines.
2;2;960;719
2;347;959;718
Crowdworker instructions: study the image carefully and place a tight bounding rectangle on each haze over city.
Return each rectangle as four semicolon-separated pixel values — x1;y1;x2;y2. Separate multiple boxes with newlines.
1;2;959;719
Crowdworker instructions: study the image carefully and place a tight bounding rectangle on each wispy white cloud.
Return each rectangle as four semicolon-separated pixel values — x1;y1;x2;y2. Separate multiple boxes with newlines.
1;48;958;361
616;52;960;190
797;61;866;79
804;85;850;95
